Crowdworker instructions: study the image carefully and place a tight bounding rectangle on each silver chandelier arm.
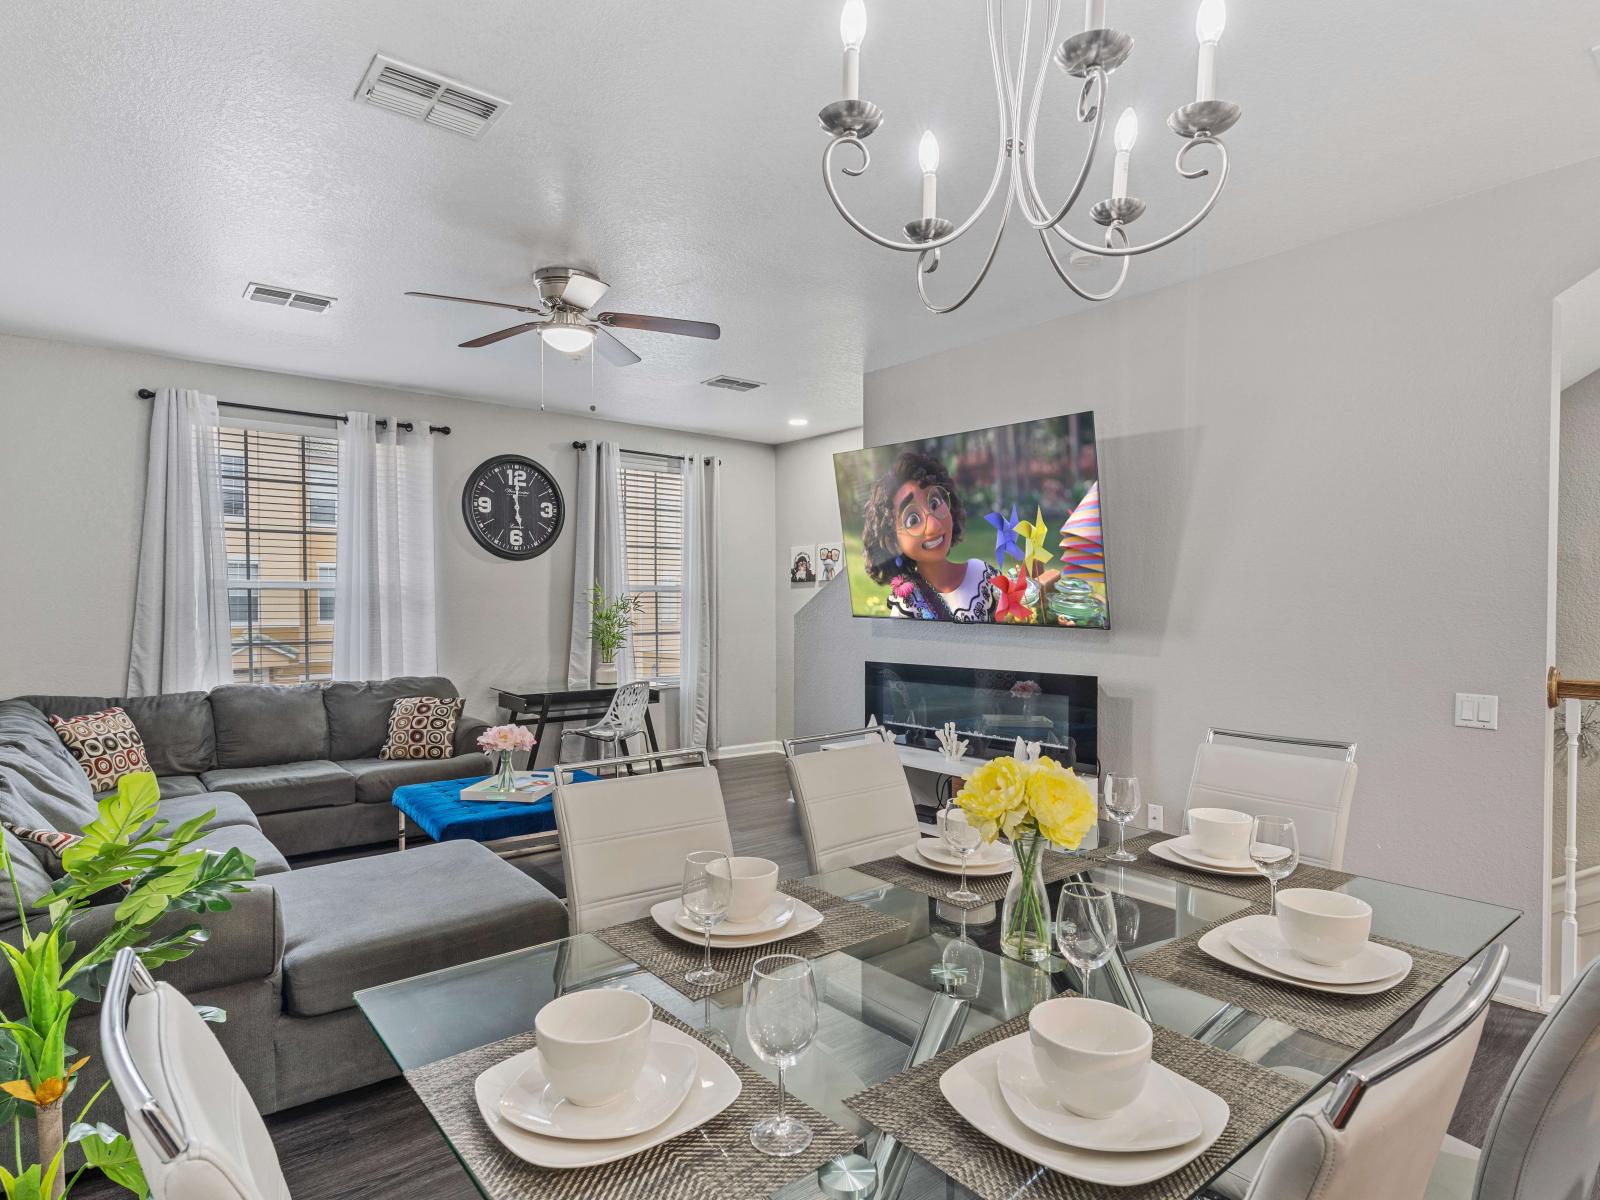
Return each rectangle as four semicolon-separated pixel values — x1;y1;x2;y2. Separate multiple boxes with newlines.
818;0;1014;255
1046;136;1230;256
1038;222;1132;302
915;185;1018;315
1016;66;1107;231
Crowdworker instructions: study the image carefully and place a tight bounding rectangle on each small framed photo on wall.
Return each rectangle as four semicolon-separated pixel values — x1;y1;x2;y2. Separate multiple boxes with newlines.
789;545;817;585
816;542;843;582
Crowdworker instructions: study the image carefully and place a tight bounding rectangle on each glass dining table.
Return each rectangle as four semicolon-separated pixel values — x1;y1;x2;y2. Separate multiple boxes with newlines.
354;829;1518;1200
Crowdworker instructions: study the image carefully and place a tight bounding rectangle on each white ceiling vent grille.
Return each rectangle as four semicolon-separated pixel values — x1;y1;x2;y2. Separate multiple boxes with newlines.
243;282;336;314
355;54;509;138
701;375;764;393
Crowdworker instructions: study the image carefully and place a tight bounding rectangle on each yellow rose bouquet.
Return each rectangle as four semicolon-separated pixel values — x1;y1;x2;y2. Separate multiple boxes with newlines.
955;753;1097;960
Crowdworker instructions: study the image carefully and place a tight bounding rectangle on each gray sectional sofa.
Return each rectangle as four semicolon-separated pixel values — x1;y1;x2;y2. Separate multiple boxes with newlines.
0;677;568;1114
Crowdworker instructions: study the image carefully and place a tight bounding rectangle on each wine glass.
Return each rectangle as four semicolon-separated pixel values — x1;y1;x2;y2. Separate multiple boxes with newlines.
938;804;984;904
745;954;818;1157
1250;816;1300;915
1055;882;1118;996
938;910;985;999
681;850;732;987
1102;774;1141;863
1111;866;1141;947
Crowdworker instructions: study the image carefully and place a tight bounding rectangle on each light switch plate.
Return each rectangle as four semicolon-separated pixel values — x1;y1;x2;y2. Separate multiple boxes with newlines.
1146;803;1165;831
1455;693;1498;730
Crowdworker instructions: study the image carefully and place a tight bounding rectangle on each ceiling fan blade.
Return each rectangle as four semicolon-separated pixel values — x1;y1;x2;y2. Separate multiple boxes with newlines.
596;312;721;340
459;322;546;348
406;291;544;315
595;327;643;367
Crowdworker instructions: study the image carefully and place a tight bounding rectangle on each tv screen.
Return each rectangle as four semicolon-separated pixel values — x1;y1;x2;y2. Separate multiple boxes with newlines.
832;412;1106;627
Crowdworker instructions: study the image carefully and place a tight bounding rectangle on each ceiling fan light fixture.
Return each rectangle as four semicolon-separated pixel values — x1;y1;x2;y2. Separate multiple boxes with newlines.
539;325;596;355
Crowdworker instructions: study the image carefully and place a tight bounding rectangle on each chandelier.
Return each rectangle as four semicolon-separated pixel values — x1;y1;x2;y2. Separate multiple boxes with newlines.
817;0;1241;312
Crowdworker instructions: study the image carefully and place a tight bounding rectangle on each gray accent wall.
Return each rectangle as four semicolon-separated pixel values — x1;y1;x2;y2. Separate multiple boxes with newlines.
794;155;1600;985
1554;365;1600;871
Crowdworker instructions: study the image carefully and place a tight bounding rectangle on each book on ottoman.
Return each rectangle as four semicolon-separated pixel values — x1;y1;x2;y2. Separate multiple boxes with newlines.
461;770;555;805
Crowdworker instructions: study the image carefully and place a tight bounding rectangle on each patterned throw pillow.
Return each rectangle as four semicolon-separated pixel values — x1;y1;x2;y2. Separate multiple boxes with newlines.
2;822;82;861
379;696;463;761
48;707;150;792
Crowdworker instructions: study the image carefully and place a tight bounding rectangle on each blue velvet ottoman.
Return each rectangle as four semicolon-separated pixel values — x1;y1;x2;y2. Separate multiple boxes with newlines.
391;771;597;852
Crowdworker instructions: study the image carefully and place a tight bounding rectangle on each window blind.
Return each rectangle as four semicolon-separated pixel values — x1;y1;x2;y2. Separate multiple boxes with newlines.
619;452;685;682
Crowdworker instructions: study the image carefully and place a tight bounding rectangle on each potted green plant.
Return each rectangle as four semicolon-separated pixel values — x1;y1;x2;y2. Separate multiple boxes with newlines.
589;584;644;685
0;771;257;1198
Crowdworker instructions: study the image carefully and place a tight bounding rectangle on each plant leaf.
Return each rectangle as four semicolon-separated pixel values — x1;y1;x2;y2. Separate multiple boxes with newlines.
0;1081;35;1104
79;1129;148;1196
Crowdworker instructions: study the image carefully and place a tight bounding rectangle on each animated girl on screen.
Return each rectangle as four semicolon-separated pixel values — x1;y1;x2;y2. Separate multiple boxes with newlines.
861;451;997;621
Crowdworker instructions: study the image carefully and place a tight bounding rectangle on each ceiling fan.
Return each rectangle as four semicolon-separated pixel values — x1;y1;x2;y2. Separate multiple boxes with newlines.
405;266;720;367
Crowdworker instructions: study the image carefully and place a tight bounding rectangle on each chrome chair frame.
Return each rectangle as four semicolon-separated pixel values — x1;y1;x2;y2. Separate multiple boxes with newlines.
553;746;710;782
1206;727;1358;763
99;948;186;1162
782;725;894;756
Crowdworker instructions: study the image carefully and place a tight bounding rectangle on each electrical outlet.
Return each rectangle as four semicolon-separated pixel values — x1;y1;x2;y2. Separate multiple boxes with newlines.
1146;804;1165;831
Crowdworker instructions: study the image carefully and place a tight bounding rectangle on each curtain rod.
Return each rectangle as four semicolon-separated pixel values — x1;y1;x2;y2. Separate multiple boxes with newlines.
136;389;451;435
571;440;719;465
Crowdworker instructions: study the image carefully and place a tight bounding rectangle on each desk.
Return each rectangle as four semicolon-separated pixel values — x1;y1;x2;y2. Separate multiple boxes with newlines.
494;681;662;765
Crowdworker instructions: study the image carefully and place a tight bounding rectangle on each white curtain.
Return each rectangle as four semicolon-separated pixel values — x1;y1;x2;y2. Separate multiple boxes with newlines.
567;441;633;688
679;454;720;750
128;389;233;694
333;412;438;680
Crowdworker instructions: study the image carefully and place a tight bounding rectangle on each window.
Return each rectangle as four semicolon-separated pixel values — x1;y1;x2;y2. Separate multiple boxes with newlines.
216;424;339;684
619;453;684;682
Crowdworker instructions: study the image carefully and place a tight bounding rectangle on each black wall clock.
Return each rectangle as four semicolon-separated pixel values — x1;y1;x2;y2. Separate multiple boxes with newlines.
462;454;565;560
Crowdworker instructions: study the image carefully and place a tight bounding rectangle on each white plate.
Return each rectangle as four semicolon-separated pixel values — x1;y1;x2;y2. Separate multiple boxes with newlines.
1167;835;1291;872
497;1036;698;1140
649;897;824;948
674;895;797;938
1228;922;1412;987
896;841;1012;878
476;1023;741;1169
995;1039;1202;1153
918;838;1013;869
1148;839;1261;877
939;1038;1228;1187
1198;916;1411;995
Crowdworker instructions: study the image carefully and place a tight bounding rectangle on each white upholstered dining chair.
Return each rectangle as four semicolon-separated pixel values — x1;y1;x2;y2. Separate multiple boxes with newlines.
783;727;922;874
553;748;733;933
1186;728;1358;869
100;948;292;1200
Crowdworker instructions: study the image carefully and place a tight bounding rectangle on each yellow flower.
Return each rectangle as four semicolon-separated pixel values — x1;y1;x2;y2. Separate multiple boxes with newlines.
1026;758;1097;850
955;756;1029;842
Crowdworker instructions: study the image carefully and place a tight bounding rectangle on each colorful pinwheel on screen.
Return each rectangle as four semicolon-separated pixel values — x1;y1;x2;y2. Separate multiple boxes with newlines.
1058;482;1104;578
984;504;1023;569
990;572;1033;622
1015;507;1054;576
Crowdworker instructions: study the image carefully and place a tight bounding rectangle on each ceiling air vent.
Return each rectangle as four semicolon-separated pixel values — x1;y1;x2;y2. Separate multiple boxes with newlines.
243;282;336;314
354;54;509;138
701;375;764;393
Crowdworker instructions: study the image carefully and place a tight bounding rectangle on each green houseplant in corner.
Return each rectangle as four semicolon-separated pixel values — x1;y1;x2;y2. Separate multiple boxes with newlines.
0;770;257;1198
589;583;644;684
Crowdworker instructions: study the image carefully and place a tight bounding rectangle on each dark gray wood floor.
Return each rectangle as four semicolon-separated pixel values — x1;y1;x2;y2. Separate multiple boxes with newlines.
76;755;1537;1199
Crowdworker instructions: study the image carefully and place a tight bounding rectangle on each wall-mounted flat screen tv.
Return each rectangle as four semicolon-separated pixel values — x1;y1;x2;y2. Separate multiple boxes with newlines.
832;412;1106;627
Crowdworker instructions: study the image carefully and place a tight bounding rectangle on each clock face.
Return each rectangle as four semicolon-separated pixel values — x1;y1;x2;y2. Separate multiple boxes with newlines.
462;455;565;560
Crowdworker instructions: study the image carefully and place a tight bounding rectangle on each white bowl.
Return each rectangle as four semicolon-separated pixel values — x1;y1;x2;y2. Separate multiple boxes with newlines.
1027;997;1152;1119
1187;807;1252;862
709;856;779;923
1276;889;1372;966
534;990;653;1107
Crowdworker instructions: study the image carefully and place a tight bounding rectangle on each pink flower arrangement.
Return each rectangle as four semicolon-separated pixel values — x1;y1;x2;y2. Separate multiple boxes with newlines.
478;724;537;756
1010;679;1042;698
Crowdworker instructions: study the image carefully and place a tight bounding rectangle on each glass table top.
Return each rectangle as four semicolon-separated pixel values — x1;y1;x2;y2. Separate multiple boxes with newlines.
355;841;1518;1199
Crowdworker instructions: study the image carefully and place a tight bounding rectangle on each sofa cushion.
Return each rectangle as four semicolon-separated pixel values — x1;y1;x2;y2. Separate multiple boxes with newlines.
19;692;215;776
378;696;464;761
156;775;209;800
0;699;99;837
0;830;55;928
275;841;566;1017
192;824;290;878
199;761;355;817
339;754;487;805
49;708;150;793
210;684;328;769
155;791;261;834
323;677;460;761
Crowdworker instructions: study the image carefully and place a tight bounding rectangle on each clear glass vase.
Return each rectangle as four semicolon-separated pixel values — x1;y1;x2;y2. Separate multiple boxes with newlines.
1001;827;1052;962
490;748;519;795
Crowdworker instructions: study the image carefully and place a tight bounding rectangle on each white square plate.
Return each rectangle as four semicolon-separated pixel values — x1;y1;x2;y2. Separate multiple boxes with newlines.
1198;915;1410;995
649;896;824;948
896;840;1013;877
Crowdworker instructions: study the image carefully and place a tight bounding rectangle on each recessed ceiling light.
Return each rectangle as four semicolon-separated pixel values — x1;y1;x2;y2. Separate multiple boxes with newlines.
788;417;809;427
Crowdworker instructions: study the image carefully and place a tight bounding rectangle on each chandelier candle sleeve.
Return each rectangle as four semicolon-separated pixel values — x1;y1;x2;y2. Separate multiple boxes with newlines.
1111;108;1138;199
1195;0;1226;103
840;0;866;101
919;132;940;221
1084;0;1106;31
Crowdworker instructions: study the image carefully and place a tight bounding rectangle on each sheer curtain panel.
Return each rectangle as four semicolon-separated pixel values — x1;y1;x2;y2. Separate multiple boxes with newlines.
127;388;233;695
679;454;720;750
333;412;438;680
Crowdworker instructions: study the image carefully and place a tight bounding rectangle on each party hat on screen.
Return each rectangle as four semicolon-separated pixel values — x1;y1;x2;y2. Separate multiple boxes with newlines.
1058;483;1104;577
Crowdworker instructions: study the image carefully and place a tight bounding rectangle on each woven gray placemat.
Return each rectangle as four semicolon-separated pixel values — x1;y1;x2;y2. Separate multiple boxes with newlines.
854;846;1091;910
592;881;908;1000
846;1010;1305;1200
1091;831;1356;905
1131;913;1466;1049
405;1010;857;1200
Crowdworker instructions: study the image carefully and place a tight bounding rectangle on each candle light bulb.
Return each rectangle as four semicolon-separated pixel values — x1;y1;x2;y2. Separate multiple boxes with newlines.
1195;0;1226;45
1113;108;1139;152
918;130;941;175
840;0;867;49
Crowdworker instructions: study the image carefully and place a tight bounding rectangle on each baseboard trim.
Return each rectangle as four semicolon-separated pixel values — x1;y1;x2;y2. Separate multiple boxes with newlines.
711;740;783;761
1495;974;1548;1013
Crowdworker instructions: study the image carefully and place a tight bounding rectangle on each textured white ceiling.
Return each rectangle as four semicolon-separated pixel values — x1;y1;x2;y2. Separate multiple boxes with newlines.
1;2;1598;443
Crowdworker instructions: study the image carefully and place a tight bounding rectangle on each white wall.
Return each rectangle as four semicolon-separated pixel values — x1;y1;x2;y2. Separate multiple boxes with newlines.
773;427;861;739
0;332;779;750
794;156;1600;983
1554;366;1600;869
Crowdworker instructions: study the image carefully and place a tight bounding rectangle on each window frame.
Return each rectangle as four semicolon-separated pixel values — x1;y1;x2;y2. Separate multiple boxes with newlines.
618;452;685;686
